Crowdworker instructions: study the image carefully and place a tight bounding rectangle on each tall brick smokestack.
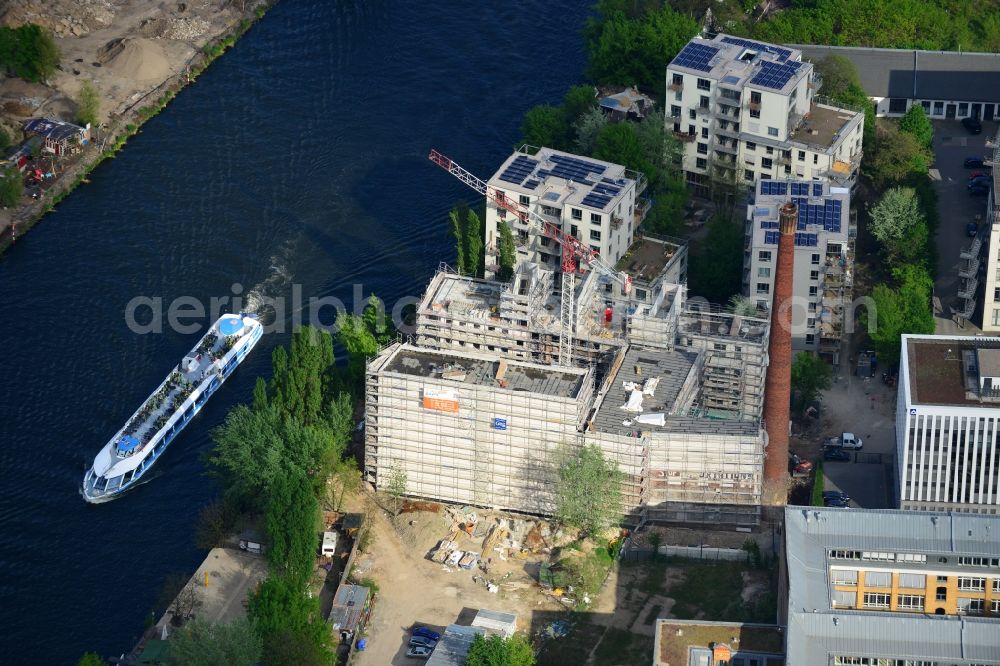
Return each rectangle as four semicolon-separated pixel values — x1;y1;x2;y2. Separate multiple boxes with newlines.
762;201;797;505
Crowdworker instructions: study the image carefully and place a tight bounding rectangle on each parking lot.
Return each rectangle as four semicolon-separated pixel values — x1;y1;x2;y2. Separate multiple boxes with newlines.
929;118;996;334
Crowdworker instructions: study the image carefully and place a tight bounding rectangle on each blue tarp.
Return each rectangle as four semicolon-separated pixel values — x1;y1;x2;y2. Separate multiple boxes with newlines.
116;435;140;455
218;317;243;336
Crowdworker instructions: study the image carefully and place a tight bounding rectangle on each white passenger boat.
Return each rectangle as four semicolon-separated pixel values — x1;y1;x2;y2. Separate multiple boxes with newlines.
81;313;263;502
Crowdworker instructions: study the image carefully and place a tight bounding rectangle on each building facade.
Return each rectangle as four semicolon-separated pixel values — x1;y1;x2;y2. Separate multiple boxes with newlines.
665;34;864;197
896;335;1000;513
794;44;1000;120
743;179;853;362
972;130;1000;331
483;147;645;280
783;506;1000;665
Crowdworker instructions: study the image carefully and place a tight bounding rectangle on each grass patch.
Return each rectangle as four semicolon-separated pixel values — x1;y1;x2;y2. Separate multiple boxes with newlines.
592;627;655;666
667;562;777;623
355;576;379;595
811;461;825;506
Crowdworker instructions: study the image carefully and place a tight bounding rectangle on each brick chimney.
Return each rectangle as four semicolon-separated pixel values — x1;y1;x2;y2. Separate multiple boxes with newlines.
762;201;798;505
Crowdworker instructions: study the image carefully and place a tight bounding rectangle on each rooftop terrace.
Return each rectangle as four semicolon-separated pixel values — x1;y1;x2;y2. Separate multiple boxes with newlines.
788;102;863;152
384;347;587;399
655;620;785;666
615;235;686;284
905;336;1000;406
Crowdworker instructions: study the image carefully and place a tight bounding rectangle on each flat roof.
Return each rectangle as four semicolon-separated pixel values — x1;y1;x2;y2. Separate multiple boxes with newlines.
487;146;635;213
420;272;503;319
788;103;863;151
383;345;587;399
903;335;1000;407
655;620;785;666
328;583;370;632
668;34;808;96
750;179;850;249
615;235;685;283
426;624;486;666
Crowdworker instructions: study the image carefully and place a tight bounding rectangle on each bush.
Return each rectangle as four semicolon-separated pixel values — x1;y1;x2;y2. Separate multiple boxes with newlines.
0;24;60;82
0;168;24;208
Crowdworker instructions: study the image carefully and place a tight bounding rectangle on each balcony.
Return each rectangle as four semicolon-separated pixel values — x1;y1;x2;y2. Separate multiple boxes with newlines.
748;99;761;112
672;130;697;143
808;73;823;90
611;215;624;229
668;80;683;92
712;138;738;155
716;123;740;137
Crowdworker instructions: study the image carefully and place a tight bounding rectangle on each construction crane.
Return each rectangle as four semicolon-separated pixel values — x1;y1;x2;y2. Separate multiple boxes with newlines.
428;148;632;366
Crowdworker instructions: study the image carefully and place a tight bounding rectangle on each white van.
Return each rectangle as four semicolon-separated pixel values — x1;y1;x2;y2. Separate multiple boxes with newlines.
825;432;863;450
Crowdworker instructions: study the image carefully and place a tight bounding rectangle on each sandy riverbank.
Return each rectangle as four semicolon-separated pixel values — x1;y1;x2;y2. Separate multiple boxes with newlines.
0;0;271;247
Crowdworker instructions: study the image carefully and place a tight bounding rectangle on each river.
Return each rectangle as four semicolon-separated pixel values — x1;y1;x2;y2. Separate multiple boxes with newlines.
0;1;589;661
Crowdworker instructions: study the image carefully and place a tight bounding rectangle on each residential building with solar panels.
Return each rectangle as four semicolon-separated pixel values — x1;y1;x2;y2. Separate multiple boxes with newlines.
483;147;646;280
665;34;864;196
743;179;853;364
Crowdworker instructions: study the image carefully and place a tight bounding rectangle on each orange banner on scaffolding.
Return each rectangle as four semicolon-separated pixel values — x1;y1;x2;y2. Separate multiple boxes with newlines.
423;387;459;413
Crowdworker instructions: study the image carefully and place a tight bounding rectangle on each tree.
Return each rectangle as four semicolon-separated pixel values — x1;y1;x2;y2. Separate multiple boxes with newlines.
248;577;333;666
77;653;106;666
791;353;832;414
898;103;933;149
270;326;335;426
385;464;407;514
868;187;929;265
593;122;656;185
867;123;931;189
497;220;517;282
863;265;935;366
813;55;860;98
520;104;568;150
450;202;467;274
465;208;484;278
687;213;744;304
572;107;608;155
0;167;24;208
76;80;100;127
194;498;238;550
466;634;536;666
266;468;320;585
0;24;60;82
165;618;262;666
554;443;622;535
562;84;597;144
205;405;285;509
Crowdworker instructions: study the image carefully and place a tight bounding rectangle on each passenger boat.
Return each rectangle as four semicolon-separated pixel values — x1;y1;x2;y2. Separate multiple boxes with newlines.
81;313;263;502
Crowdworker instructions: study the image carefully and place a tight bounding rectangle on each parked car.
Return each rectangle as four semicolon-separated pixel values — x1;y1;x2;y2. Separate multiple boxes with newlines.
409;636;437;649
824;448;852;462
969;183;991;196
964;157;987;169
969;175;991;187
962;116;983;134
969;170;987;180
406;645;433;659
823;490;851;502
968;222;979;237
824;432;863;450
824;497;850;508
412;627;441;642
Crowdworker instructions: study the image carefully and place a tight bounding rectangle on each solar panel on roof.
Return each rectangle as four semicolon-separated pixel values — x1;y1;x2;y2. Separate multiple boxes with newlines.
750;60;802;90
672;42;720;73
581;193;612;209
497;155;539;185
813;183;823;196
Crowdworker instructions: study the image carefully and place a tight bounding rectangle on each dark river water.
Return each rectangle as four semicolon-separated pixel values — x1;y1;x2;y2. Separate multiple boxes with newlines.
0;1;588;661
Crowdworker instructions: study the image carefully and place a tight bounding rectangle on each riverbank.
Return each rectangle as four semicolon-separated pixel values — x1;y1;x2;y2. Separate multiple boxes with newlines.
0;0;275;255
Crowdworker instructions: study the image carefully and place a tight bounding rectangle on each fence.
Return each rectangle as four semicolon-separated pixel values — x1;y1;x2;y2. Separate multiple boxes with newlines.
622;543;750;563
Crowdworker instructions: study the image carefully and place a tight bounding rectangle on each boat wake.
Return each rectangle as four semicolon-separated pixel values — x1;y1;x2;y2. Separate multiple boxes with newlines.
243;241;295;327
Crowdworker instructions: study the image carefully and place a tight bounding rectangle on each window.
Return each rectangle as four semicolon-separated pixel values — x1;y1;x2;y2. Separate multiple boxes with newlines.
896;595;925;610
701;126;709;138
832;590;855;607
808;302;816;313
589;229;601;241
991;308;1000;327
750;91;761;118
807;317;815;328
994;288;1000;303
765;146;774;155
745;141;756;151
670;105;681;118
689;124;696;135
758;267;771;278
936;586;947;601
813;154;819;164
898;573;926;588
756;300;768;310
811;253;820;265
995;579;1000;593
671;73;683;87
958;577;986;591
889;98;907;114
570;224;578;237
810;270;819;281
783;165;791;175
798;150;805;161
993;599;1000;614
937;575;948;582
768;126;779;137
957;598;984;615
830;569;858;585
571;208;582;220
761;158;773;169
696;157;707;169
700;95;710;109
959;102;968;116
758;250;772;262
697;143;708;155
697;77;711;91
829;550;861;560
518;194;530;205
933;101;944;116
864;571;891;587
756;282;770;294
590;213;601;224
862;552;895;561
689;109;696;120
809;285;818;297
590;245;599;253
675;91;682;101
634;288;647;300
745;169;754;181
863;592;890;608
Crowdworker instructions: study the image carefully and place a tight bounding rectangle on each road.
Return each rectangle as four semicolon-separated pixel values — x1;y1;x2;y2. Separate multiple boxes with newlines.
929;118;996;334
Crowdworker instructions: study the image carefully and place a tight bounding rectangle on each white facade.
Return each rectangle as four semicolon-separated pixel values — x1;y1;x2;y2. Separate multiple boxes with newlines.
743;179;852;360
896;335;1000;513
666;34;864;195
483;147;642;280
975;131;1000;332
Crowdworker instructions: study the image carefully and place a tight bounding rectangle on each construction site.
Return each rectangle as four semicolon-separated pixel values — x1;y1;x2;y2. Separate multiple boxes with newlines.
363;148;785;528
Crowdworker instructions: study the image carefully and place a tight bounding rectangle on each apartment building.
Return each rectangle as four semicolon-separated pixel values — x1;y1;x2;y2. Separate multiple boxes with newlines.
665;34;864;196
783;507;1000;665
743;179;853;363
483;147;646;280
895;335;1000;513
972;129;1000;331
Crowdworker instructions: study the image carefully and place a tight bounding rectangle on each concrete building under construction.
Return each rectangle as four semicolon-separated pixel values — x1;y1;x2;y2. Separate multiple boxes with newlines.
367;230;772;525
